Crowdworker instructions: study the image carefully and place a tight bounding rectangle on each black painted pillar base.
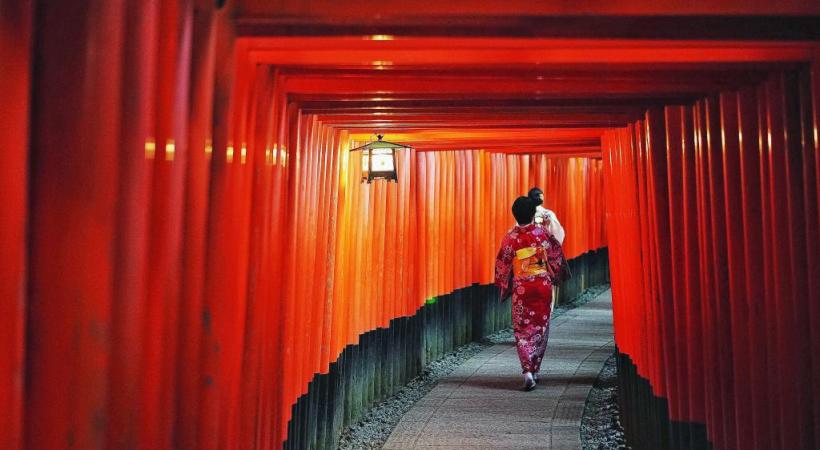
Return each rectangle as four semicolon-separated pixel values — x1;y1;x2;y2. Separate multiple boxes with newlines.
554;248;611;305
283;284;509;450
616;350;713;450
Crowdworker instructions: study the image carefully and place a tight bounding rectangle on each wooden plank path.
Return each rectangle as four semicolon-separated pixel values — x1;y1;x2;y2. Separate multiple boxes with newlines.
383;289;615;449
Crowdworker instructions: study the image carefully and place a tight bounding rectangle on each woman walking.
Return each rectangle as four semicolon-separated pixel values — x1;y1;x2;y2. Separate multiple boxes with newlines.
494;196;566;390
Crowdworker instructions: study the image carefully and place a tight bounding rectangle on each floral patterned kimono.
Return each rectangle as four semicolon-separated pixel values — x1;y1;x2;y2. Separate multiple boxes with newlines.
494;223;565;374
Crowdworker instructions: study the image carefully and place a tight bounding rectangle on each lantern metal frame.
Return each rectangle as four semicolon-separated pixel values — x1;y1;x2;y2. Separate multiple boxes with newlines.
350;134;407;183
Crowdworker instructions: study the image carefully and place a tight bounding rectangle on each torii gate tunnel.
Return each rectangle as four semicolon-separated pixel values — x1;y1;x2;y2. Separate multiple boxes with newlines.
1;1;819;449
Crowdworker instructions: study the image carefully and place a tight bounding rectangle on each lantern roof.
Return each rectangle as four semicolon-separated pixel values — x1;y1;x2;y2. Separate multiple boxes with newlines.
350;134;409;152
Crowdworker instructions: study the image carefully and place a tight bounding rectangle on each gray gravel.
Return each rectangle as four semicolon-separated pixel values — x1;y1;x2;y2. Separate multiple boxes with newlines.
581;353;629;450
336;284;612;450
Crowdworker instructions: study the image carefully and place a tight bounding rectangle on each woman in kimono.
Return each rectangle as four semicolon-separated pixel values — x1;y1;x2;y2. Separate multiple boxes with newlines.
494;196;566;391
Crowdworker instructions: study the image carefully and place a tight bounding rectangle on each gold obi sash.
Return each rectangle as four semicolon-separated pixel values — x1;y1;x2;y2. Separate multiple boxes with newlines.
512;246;549;278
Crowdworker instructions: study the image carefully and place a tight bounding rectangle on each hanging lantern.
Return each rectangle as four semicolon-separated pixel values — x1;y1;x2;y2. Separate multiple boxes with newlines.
350;134;406;183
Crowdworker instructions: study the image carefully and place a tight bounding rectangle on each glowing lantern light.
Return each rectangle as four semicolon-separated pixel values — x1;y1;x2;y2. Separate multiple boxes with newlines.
350;134;407;183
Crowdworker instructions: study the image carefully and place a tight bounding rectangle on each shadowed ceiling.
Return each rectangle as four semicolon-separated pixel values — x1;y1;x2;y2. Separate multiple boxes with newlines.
225;2;820;157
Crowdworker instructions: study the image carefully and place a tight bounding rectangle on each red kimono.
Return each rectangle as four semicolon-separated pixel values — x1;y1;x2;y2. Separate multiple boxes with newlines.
494;223;564;374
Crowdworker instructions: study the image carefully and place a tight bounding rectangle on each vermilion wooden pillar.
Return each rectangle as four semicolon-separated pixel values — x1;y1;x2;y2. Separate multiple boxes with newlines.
702;95;737;450
736;84;772;450
642;108;667;403
806;61;820;450
108;0;159;448
786;70;816;450
198;6;239;450
718;90;756;450
631;121;653;387
25;1;125;449
141;0;195;447
0;1;32;449
694;98;724;449
663;105;689;435
237;64;276;450
267;86;291;449
176;1;218;448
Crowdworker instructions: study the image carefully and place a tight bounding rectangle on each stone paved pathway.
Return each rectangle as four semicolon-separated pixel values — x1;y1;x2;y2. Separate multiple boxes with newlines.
383;289;614;449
